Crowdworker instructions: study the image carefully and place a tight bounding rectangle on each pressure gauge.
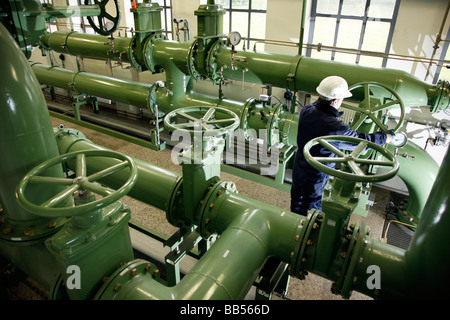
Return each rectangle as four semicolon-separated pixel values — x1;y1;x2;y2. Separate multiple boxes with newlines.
390;132;408;148
227;31;242;46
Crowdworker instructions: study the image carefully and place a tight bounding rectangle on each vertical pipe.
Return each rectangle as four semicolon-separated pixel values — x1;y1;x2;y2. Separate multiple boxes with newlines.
404;148;450;299
0;22;66;289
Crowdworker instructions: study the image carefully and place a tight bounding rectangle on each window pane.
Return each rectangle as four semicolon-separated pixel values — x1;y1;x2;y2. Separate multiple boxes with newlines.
250;12;266;39
312;17;336;46
336;19;362;48
359;20;390;67
232;0;250;10
223;11;230;33
368;0;396;19
217;0;230;9
316;0;340;15
166;9;172;32
361;20;390;51
341;0;366;16
311;17;336;60
334;19;362;63
252;0;267;10
231;12;249;38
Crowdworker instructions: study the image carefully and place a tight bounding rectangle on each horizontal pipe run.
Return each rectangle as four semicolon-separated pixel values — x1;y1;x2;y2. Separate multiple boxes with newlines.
56;131;179;212
40;31;131;62
32;63;150;108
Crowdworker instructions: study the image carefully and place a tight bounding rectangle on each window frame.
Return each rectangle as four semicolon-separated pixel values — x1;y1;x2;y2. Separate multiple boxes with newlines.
218;0;268;49
306;0;401;68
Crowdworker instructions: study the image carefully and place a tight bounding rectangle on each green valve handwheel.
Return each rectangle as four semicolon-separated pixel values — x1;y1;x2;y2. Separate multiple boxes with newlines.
164;106;240;137
303;135;399;183
341;82;405;133
84;0;121;36
16;150;138;217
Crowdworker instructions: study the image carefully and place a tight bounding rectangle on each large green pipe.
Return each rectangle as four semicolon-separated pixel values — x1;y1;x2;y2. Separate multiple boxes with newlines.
352;148;450;299
403;147;450;298
0;22;68;289
385;143;439;222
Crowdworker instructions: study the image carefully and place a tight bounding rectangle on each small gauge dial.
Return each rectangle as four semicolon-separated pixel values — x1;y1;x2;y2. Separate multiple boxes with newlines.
390;132;408;148
227;31;242;46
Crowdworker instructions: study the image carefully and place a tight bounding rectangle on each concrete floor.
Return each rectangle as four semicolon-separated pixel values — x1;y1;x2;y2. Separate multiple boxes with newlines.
49;115;394;300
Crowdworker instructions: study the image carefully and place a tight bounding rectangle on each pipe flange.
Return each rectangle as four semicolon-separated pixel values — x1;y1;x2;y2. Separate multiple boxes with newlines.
94;259;160;300
332;222;370;298
143;33;168;74
127;36;144;72
265;103;285;148
290;209;323;279
197;180;238;238
238;98;258;141
166;176;184;227
187;40;205;81
0;212;68;244
206;39;227;85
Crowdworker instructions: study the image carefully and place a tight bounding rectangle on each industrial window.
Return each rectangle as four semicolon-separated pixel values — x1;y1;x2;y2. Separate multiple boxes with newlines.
200;0;268;50
306;0;400;68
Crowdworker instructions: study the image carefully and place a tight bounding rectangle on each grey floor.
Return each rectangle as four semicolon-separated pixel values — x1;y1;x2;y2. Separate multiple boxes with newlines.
50;115;393;300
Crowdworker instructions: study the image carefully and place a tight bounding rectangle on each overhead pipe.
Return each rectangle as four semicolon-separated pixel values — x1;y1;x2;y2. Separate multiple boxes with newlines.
38;28;449;111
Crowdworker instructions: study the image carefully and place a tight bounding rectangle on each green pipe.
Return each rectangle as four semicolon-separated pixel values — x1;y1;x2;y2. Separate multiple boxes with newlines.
40;31;132;62
403;148;450;299
96;181;305;300
32;63;149;108
38;30;447;110
0;22;68;290
55;130;179;212
385;142;439;223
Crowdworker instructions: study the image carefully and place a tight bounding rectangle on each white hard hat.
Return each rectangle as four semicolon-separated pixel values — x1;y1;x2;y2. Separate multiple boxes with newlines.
316;76;352;100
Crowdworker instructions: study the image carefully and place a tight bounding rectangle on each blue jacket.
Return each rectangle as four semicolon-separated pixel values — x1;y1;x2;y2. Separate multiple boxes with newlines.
291;98;387;210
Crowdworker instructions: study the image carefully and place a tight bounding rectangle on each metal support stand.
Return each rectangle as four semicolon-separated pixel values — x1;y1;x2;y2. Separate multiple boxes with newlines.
71;94;99;121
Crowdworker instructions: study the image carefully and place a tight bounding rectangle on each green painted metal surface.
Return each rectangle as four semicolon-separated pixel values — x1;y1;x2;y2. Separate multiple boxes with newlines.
0;22;67;289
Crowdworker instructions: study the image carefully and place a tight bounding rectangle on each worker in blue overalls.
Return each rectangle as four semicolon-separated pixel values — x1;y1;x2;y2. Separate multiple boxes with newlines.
290;76;393;215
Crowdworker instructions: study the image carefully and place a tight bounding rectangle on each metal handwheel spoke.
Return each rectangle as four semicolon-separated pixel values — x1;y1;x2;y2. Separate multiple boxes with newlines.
203;107;216;121
81;181;115;197
347;160;365;176
372;99;400;113
303;135;399;182
341;102;363;113
367;112;388;132
206;118;235;124
41;184;80;208
318;139;346;157
177;111;199;122
353;158;396;166
87;161;128;181
315;157;347;163
350;115;368;131
76;153;87;178
28;176;74;186
364;83;371;107
350;141;369;158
